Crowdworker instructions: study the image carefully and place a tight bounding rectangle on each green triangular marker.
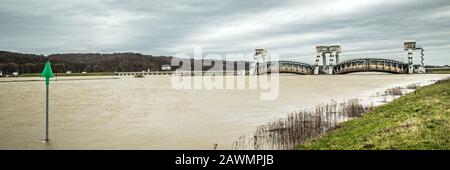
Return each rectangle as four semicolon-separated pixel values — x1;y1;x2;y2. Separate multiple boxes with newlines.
41;61;54;85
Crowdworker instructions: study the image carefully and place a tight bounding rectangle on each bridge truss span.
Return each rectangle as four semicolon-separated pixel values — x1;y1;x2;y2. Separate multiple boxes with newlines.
334;58;408;74
256;61;314;75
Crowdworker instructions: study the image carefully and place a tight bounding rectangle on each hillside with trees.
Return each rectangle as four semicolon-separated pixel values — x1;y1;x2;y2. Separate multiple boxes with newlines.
0;51;248;74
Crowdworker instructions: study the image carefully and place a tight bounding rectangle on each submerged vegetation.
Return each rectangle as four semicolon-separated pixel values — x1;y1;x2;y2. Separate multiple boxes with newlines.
232;99;372;150
299;78;450;150
384;87;403;96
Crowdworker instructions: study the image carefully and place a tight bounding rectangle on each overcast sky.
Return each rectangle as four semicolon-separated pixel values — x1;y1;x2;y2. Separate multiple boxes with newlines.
1;0;449;65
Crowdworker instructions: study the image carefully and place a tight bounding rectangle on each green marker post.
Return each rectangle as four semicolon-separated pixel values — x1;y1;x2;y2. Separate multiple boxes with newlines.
41;61;54;142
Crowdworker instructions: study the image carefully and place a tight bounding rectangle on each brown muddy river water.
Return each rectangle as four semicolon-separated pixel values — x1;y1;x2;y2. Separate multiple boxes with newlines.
0;74;448;149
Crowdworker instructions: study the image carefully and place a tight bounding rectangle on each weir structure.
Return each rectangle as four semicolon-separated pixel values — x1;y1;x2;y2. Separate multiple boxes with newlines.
404;40;425;74
249;49;267;75
313;44;341;74
251;41;425;75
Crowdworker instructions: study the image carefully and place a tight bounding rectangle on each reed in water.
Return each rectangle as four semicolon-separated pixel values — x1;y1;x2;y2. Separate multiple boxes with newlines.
384;87;403;96
232;99;372;150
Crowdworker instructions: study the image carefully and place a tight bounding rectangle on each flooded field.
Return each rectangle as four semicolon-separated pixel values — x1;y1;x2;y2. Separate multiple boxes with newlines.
0;74;448;149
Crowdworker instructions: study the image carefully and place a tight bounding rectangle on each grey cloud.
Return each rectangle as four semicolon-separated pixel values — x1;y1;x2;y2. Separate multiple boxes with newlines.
0;0;449;65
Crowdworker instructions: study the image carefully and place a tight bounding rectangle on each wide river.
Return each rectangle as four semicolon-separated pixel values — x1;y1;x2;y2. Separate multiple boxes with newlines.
0;74;448;149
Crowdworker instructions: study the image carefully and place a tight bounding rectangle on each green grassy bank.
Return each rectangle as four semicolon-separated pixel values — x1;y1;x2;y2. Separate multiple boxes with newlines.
299;78;450;150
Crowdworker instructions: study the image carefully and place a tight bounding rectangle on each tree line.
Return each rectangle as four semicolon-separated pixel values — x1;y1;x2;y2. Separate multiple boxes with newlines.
0;51;249;74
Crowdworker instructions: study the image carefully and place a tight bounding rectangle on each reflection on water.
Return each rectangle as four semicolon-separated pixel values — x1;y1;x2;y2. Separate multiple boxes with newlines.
0;74;448;149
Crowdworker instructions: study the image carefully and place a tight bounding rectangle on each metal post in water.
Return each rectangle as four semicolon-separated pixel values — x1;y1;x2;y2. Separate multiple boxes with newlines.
41;61;54;143
45;78;49;142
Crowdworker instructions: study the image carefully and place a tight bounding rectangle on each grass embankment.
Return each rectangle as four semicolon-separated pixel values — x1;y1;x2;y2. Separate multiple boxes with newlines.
20;72;116;77
299;78;450;150
427;68;450;74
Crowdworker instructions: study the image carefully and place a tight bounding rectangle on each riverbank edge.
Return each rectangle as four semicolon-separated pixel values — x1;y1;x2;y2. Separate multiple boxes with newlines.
298;78;450;150
2;70;450;77
20;72;117;77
